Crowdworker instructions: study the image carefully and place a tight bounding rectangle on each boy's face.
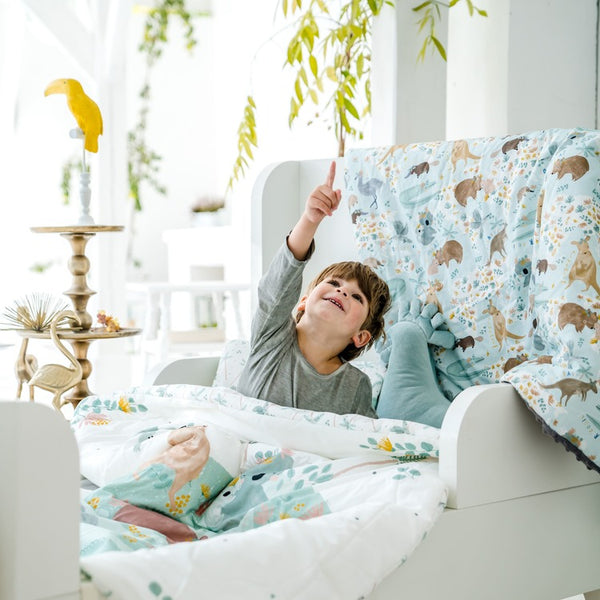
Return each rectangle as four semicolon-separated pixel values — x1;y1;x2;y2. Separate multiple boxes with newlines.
300;276;372;348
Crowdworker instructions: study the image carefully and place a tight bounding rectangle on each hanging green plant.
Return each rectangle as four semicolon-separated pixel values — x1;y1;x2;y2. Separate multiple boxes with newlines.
227;0;486;190
58;0;206;211
129;0;205;212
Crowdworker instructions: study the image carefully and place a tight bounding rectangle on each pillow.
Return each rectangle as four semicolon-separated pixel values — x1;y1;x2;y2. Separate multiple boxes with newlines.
351;355;387;409
84;424;245;529
376;303;454;428
213;338;386;408
213;339;250;388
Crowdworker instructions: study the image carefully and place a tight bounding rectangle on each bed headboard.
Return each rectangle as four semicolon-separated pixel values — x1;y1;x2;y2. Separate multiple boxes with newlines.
250;158;357;299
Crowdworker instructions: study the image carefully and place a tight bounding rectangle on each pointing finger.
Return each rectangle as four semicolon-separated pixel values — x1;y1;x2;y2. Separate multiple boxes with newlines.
325;161;336;188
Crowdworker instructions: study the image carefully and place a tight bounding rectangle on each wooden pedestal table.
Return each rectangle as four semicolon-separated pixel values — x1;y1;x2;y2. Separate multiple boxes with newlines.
29;225;140;408
31;225;124;330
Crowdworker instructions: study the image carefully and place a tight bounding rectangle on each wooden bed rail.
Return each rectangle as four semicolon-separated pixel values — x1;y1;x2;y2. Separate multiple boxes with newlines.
0;401;80;600
441;382;600;509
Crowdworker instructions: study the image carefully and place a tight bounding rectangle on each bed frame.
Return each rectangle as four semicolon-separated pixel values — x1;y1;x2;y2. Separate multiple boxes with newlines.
2;158;600;600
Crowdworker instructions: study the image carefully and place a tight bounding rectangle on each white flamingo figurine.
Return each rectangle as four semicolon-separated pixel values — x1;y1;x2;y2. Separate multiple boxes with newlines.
28;310;83;412
14;337;39;400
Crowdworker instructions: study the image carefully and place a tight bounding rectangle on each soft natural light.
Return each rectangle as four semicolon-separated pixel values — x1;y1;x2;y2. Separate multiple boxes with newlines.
0;0;371;400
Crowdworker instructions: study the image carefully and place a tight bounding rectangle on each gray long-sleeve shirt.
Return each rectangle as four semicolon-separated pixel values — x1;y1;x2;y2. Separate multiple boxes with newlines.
236;241;376;418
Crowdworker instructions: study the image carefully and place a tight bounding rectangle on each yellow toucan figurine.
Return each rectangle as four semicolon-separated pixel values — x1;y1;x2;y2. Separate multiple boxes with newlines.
45;78;103;153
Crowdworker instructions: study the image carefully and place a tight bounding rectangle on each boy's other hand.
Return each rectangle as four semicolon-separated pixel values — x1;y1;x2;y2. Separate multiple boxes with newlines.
304;161;342;224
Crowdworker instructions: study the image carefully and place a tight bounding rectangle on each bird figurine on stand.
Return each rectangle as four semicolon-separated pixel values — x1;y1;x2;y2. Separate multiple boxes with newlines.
14;337;38;401
44;78;103;225
28;310;83;414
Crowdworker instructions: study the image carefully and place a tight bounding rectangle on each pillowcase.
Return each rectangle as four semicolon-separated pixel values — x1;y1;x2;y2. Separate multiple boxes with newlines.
212;338;250;389
213;339;386;408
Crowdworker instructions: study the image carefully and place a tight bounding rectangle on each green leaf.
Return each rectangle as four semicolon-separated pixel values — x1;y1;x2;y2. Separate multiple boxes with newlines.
344;98;359;120
431;35;447;60
309;54;318;77
299;66;308;86
356;53;364;78
295;78;303;102
412;1;432;12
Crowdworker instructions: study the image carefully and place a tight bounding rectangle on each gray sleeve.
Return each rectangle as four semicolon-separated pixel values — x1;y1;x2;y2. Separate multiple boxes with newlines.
251;239;315;346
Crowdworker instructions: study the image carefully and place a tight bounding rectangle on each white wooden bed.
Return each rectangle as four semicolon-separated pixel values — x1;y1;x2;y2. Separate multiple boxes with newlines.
2;158;600;600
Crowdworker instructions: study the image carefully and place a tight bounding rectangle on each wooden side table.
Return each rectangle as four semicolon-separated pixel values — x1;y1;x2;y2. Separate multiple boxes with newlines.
29;225;140;407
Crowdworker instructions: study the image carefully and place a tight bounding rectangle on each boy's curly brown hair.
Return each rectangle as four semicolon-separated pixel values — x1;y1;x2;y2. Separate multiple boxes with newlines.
295;261;391;361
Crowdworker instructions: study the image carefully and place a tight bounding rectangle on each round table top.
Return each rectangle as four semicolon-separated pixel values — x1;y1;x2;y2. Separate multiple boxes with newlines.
30;225;124;234
16;327;141;340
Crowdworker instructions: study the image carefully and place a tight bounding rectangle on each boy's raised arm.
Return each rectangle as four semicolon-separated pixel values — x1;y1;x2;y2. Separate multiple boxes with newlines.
287;161;342;261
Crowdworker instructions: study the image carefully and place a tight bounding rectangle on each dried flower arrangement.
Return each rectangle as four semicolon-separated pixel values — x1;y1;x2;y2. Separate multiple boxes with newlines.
1;293;71;332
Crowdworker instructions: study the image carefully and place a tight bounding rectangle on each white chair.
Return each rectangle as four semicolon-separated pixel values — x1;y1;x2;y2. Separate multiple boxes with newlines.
127;280;250;370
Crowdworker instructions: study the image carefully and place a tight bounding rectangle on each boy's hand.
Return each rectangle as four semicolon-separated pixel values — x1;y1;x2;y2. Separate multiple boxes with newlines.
304;161;342;224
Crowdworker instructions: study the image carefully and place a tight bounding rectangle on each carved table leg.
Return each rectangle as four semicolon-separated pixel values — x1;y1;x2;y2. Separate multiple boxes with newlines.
62;339;94;408
61;232;96;331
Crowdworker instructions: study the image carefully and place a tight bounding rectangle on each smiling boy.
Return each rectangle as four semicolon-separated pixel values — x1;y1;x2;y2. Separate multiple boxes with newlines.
236;162;391;417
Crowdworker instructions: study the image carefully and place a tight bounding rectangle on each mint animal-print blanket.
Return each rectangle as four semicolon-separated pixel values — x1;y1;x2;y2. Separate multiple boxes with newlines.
346;128;600;472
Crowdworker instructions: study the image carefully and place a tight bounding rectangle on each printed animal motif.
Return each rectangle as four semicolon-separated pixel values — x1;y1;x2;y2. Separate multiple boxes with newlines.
535;189;545;227
351;210;367;224
557;302;599;333
487;225;507;264
451;140;480;169
482;300;525;348
517;264;533;289
428;240;464;274
454;335;483;352
531;355;552;365
363;257;384;269
137;426;211;513
392;219;410;243
515;257;532;286
376;144;409;165
517;186;535;200
502;136;526;154
454;175;483;207
425;281;444;314
503;353;528;373
567;237;600;295
355;173;383;208
416;211;437;246
537;259;549;275
551;155;589;181
407;161;430;177
540;378;598;406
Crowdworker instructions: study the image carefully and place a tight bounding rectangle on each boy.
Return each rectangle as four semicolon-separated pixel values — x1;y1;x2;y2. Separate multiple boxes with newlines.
236;162;391;418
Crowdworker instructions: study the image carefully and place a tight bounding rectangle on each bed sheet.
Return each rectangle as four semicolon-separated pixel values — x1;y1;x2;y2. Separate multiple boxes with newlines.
72;384;447;600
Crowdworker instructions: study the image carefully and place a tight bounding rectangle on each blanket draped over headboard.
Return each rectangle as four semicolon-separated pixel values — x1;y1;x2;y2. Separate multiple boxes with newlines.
345;128;600;472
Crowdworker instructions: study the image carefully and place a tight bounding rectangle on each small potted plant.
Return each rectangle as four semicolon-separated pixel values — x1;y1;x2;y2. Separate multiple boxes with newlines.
190;195;226;227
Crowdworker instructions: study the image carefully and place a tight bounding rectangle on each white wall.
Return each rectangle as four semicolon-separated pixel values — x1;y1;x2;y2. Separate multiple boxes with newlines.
375;0;600;143
446;0;598;139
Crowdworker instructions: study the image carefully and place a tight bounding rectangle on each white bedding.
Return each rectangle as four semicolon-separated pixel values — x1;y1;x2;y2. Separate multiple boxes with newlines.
73;384;447;599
